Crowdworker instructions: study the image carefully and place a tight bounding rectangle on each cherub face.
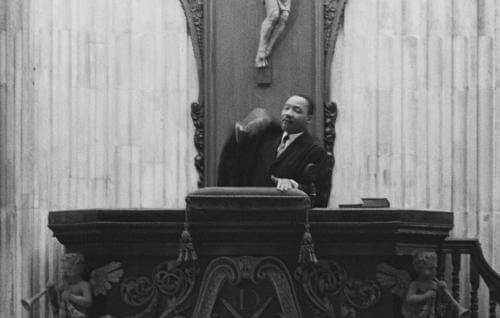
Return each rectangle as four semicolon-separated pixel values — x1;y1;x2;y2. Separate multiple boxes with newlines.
419;264;437;280
61;253;85;281
62;261;84;281
412;251;438;281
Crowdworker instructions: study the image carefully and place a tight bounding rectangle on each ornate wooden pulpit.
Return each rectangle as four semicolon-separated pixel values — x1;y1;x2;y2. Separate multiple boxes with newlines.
49;187;455;317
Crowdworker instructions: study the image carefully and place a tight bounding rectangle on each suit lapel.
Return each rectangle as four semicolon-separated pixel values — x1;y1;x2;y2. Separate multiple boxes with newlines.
273;131;311;165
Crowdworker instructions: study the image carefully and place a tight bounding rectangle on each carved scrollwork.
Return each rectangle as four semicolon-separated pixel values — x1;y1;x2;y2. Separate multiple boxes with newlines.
120;260;198;318
180;0;204;100
324;0;338;57
295;261;347;313
343;278;381;309
181;0;206;187
121;276;156;307
324;101;338;170
324;0;349;97
154;261;196;298
324;0;348;65
295;260;381;318
186;0;204;56
190;102;204;187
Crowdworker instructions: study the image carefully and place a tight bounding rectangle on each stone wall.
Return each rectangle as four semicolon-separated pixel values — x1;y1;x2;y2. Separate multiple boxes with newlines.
0;0;197;317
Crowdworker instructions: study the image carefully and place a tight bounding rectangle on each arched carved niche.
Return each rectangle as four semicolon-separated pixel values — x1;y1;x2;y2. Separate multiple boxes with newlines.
192;256;302;318
181;0;348;187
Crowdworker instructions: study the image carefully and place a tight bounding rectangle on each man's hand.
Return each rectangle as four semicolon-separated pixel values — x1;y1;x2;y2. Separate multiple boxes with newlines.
271;175;298;191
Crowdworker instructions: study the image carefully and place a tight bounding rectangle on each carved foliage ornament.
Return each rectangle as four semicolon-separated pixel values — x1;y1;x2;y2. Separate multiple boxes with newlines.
324;0;348;94
120;260;198;318
180;0;205;187
180;0;204;97
323;0;347;59
324;101;338;170
90;261;125;300
190;102;204;188
295;260;381;318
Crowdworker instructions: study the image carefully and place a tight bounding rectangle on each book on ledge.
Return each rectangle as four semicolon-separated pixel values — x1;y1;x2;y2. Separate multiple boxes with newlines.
361;198;390;208
339;198;390;208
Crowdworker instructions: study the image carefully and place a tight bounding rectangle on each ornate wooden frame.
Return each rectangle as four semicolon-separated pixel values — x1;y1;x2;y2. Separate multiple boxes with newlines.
180;0;348;187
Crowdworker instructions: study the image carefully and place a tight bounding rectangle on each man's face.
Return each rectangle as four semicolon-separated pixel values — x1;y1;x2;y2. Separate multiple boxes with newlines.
280;95;311;133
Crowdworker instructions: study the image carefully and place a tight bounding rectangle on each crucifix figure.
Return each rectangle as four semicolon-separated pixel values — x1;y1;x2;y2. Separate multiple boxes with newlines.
255;0;291;68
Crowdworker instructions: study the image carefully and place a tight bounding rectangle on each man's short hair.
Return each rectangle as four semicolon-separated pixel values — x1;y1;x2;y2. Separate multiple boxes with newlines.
295;94;315;116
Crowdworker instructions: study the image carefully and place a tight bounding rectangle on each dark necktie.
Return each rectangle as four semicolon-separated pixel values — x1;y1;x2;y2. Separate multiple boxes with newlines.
276;134;289;157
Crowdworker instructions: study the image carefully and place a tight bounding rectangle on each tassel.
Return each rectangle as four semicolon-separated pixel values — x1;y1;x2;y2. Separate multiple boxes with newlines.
298;224;318;264
177;222;198;263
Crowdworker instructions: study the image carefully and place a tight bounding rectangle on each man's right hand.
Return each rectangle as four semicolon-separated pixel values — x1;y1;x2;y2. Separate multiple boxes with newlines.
271;175;298;191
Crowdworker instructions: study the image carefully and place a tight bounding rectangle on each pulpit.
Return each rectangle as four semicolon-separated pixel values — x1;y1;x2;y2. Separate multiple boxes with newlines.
49;187;460;318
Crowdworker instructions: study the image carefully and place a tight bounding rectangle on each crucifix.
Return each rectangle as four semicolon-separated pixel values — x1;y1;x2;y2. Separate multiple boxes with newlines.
254;0;291;85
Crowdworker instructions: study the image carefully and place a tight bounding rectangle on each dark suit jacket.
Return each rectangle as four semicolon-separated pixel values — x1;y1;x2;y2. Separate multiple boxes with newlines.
218;123;332;207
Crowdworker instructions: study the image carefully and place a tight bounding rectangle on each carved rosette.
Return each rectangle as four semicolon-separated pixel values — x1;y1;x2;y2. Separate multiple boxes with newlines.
120;260;198;318
295;260;381;318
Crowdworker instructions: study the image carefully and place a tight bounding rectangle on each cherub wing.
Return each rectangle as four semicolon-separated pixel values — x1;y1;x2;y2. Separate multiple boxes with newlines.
90;262;124;296
376;263;411;299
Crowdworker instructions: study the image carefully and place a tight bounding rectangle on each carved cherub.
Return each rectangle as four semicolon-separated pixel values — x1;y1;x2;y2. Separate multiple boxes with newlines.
46;253;124;318
47;253;92;318
403;252;446;318
377;251;469;318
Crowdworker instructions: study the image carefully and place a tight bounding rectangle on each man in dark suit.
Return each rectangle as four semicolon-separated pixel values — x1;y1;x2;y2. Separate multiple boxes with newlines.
218;95;332;207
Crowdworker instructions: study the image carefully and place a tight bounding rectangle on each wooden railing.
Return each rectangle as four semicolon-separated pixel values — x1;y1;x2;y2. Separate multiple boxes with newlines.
440;239;500;317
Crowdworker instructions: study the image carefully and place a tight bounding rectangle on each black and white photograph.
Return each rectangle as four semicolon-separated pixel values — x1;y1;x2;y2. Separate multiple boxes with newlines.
1;0;499;317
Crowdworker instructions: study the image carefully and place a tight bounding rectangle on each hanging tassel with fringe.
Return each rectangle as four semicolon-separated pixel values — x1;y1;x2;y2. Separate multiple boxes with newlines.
177;208;198;263
298;223;318;264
